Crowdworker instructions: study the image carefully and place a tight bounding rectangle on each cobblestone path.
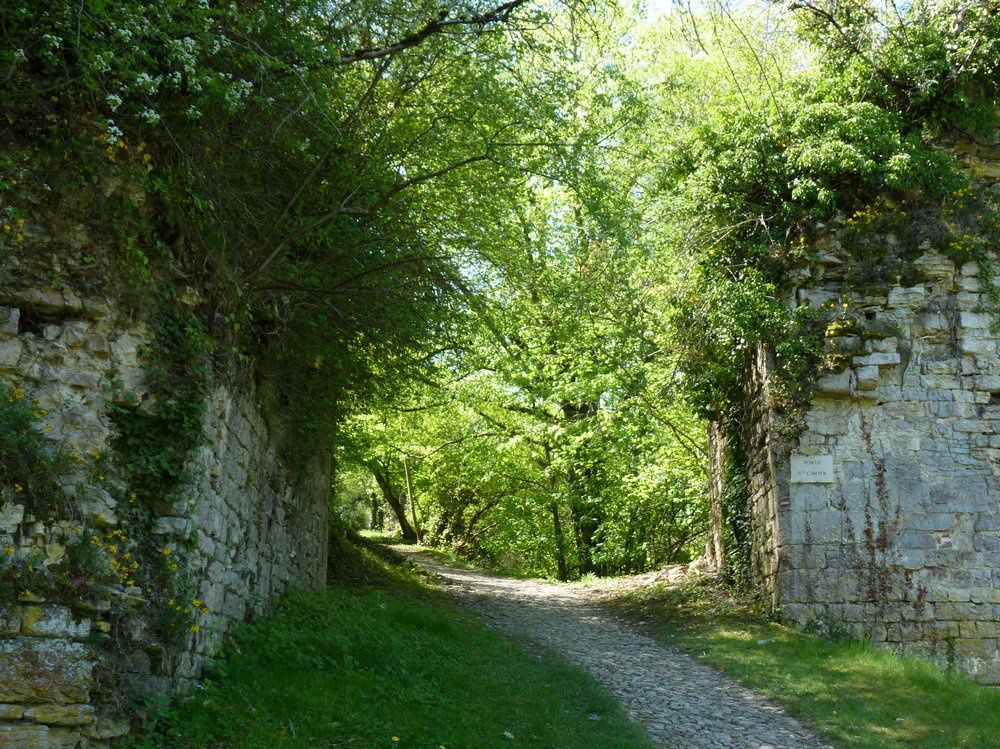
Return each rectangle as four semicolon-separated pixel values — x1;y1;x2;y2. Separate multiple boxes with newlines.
396;548;833;749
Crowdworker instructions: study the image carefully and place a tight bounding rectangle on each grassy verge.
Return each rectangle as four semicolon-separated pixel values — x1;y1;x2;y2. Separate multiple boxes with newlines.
128;533;653;749
599;574;1000;749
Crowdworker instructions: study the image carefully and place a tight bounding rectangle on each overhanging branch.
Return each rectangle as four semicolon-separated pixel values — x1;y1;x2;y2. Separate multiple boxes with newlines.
339;0;533;65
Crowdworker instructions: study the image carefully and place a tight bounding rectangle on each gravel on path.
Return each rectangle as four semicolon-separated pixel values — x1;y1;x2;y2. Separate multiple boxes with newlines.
395;547;834;749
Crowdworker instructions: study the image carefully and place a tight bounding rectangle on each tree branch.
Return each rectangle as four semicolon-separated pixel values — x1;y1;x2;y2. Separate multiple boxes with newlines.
245;153;494;281
339;0;533;65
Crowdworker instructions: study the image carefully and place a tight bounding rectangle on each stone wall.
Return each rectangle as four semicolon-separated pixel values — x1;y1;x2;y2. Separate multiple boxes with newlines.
780;249;1000;683
0;281;329;746
711;143;1000;683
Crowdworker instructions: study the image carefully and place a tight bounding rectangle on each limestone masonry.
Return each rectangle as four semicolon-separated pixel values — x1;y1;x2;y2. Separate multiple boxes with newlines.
712;140;1000;684
0;275;329;746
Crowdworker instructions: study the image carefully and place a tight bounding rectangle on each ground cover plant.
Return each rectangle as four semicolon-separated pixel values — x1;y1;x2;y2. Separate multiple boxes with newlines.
599;574;1000;749
128;535;653;749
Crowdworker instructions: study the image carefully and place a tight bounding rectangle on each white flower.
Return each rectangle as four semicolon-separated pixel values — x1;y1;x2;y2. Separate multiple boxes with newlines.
140;108;161;125
106;94;123;112
133;72;161;94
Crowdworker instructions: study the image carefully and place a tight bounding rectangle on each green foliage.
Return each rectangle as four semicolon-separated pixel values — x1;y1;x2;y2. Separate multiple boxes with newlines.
0;548;50;605
1;0;618;452
641;1;997;422
109;297;212;516
128;543;653;749
719;444;753;592
103;296;212;644
795;0;1000;136
625;2;1000;587
0;380;71;516
339;168;710;579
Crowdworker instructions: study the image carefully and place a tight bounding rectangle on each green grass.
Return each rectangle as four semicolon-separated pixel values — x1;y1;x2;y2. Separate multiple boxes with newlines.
601;575;1000;749
129;536;653;749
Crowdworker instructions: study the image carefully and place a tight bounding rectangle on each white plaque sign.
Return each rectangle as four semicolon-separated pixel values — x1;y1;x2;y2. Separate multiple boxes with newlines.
790;454;834;484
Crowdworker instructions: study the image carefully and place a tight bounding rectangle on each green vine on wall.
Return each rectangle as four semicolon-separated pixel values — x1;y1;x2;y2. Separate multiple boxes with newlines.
107;293;213;641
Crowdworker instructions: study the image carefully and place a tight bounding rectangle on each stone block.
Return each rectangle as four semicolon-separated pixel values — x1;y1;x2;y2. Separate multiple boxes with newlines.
24;704;94;726
0;503;25;533
959;275;982;291
78;488;115;524
913;312;949;335
887;285;926;308
911;513;959;531
899;530;936;550
0;724;51;748
0;639;93;703
867;336;899;353
799;288;840;308
854;365;879;392
0;703;24;719
21;606;91;639
806;411;849;435
83;714;130;740
153;517;191;538
960;311;993;329
1;606;22;635
974;374;1000;390
853;352;901;367
959;333;995;355
15;287;82;314
815;368;853;397
84;332;110;357
0;307;19;335
825;335;861;354
0;338;23;367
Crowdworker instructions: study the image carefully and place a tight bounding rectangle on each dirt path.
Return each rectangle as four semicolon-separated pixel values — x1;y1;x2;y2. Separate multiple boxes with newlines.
395;547;833;749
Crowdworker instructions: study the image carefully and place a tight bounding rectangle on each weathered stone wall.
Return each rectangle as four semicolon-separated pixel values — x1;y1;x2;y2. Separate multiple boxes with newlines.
0;281;329;746
741;347;786;610
711;142;1000;683
780;248;1000;683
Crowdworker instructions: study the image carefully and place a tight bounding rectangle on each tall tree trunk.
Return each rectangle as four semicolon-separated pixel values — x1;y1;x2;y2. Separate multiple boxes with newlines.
373;468;417;542
550;502;569;581
706;421;727;570
569;488;601;577
402;455;423;543
368;490;384;530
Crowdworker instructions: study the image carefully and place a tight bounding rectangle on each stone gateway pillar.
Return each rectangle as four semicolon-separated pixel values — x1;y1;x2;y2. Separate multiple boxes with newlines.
708;141;1000;684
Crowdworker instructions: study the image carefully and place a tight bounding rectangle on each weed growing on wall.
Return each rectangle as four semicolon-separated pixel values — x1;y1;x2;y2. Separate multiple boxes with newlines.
106;294;212;641
109;298;212;513
0;380;72;517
